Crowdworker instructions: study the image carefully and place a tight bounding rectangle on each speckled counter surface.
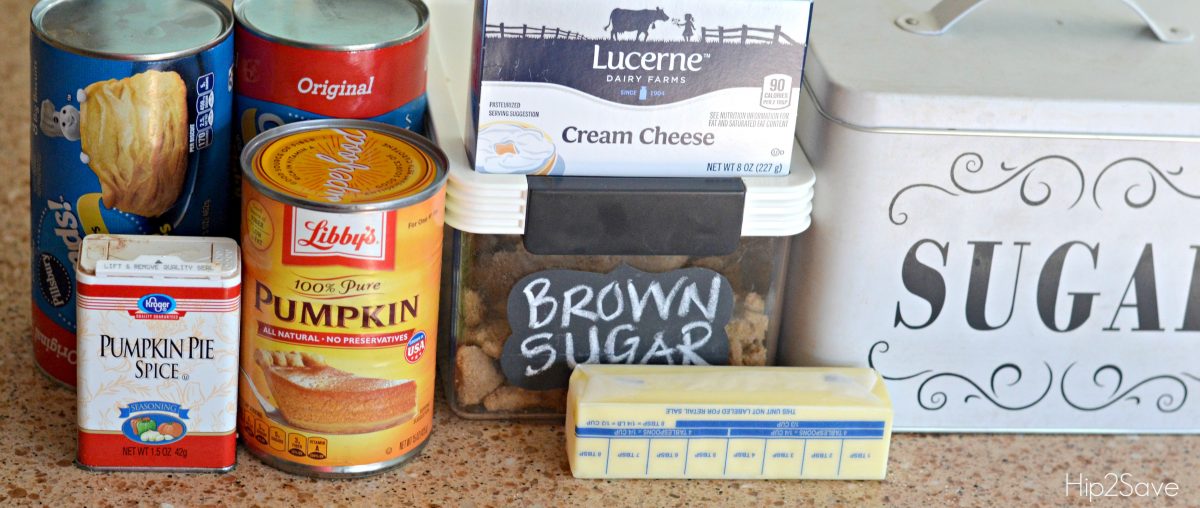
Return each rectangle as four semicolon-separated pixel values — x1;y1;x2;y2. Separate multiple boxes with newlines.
2;0;1199;506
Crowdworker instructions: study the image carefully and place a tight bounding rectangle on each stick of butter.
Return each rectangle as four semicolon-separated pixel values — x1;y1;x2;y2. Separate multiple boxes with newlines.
566;365;893;480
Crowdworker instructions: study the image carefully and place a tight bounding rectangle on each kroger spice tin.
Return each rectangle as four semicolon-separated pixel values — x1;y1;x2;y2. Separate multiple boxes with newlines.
76;235;241;472
234;0;430;148
30;0;235;387
239;120;447;477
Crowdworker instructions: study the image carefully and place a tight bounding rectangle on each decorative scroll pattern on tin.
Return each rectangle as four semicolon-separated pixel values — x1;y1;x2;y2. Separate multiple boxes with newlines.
867;341;1200;413
889;153;1086;225
1060;363;1189;413
1091;158;1200;210
889;153;1200;225
868;341;1053;411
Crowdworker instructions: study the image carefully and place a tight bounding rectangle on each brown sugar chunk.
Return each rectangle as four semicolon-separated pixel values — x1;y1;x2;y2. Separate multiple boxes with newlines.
470;232;501;256
741;292;767;314
478;249;540;306
462;289;486;328
461;320;510;359
623;255;690;273
482;386;567;413
726;292;770;366
739;340;768;366
454;346;505;406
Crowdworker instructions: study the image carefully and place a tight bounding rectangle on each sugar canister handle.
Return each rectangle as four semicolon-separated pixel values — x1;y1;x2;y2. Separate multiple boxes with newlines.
895;0;1192;43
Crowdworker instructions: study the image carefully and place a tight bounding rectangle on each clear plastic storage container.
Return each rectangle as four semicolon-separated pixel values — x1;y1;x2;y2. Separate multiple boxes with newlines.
435;150;815;418
423;0;815;418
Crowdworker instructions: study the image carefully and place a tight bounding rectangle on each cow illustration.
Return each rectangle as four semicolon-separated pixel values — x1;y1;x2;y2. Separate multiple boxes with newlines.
604;7;670;41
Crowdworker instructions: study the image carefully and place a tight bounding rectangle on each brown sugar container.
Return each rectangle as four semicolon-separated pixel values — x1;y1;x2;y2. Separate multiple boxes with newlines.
435;133;816;419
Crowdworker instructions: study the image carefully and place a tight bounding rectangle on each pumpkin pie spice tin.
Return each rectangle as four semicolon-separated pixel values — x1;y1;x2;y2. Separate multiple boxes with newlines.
75;234;241;472
239;120;447;477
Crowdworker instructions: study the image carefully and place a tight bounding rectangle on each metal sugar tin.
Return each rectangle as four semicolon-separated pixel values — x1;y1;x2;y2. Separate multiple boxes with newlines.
784;0;1200;432
30;0;236;387
76;234;241;472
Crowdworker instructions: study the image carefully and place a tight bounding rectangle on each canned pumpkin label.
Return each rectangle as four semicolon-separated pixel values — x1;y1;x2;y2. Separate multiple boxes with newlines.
239;123;445;473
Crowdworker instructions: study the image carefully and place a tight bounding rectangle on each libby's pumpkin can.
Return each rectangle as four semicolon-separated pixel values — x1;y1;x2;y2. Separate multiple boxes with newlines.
238;120;447;477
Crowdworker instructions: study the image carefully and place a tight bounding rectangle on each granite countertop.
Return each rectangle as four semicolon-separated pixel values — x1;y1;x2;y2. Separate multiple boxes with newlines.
3;0;1198;505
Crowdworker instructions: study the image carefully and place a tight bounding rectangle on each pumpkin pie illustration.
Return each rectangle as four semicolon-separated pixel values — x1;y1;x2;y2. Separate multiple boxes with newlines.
254;350;416;434
79;70;189;217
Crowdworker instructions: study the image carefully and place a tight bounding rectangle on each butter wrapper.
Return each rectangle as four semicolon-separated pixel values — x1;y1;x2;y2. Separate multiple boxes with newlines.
566;364;892;480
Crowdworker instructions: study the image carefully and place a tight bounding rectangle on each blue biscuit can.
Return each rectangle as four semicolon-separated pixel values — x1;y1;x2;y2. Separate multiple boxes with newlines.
30;0;235;387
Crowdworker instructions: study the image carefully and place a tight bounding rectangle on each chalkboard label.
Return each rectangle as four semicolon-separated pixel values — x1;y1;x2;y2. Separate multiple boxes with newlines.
500;265;734;390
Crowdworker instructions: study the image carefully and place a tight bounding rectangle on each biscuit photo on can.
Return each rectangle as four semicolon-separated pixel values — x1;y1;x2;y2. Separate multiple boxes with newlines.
79;70;189;217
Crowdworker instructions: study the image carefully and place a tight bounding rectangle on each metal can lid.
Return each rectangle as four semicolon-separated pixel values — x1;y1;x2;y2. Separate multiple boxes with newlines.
235;0;428;50
32;0;232;60
77;234;241;281
242;120;448;213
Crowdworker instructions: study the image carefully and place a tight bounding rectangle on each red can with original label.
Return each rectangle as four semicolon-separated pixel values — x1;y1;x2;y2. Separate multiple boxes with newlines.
234;0;430;146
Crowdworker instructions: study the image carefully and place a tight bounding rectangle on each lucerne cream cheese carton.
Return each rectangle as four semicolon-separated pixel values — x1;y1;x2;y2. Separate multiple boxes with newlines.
468;0;813;177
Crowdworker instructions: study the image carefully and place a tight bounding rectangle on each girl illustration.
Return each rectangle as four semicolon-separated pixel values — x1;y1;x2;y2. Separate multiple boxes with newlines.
675;13;695;42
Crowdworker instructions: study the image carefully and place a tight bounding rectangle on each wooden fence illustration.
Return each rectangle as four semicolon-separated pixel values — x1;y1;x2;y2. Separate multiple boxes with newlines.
484;23;799;44
485;23;587;40
700;25;798;44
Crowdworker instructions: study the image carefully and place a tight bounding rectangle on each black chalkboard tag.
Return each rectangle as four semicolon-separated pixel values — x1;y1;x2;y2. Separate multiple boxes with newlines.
523;176;746;257
500;265;733;390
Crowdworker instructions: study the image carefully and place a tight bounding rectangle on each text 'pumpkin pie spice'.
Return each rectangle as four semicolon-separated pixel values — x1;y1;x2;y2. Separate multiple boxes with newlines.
29;0;237;388
239;120;447;478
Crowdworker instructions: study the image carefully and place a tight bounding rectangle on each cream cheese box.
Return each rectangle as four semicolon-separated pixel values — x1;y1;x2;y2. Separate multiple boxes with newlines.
467;0;813;177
